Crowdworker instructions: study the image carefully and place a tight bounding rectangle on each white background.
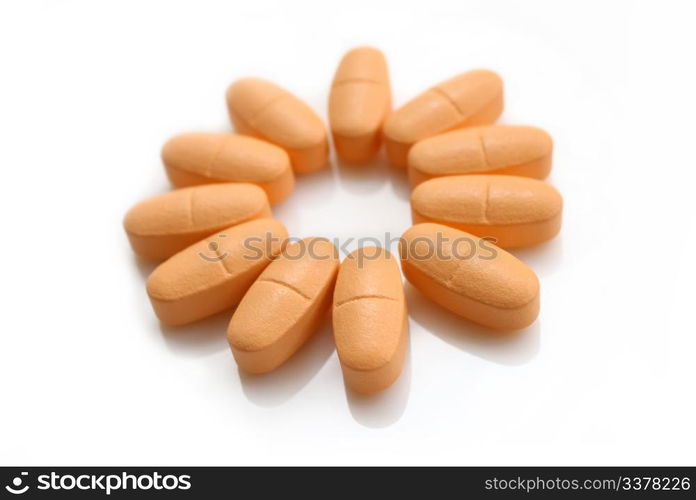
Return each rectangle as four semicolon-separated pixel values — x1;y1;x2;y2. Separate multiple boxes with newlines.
1;0;695;466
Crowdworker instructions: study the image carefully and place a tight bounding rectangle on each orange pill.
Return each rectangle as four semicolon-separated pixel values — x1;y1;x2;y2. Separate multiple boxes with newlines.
411;175;562;248
333;247;408;394
124;184;271;260
408;125;553;186
384;70;503;168
146;219;287;326
161;132;294;204
328;47;391;163
399;223;539;330
228;238;339;374
226;78;328;174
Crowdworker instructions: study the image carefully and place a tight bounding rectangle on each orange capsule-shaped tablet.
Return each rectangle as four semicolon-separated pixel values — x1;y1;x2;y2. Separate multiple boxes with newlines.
146;219;287;326
411;175;562;248
333;247;408;394
124;184;271;260
328;47;391;163
384;70;503;167
408;125;553;186
226;78;328;174
399;223;539;330
228;238;339;373
161;132;294;204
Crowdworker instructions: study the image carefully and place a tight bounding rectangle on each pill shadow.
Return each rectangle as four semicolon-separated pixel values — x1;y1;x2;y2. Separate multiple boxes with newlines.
133;255;158;280
510;235;564;278
387;163;411;202
295;159;339;192
404;284;540;365
158;309;232;358
272;162;338;229
238;317;336;408
344;336;412;429
335;156;389;195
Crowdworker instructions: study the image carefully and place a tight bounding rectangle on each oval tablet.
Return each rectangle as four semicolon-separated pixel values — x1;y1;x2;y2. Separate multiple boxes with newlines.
228;238;339;373
124;184;271;260
328;47;391;163
161;132;294;204
399;223;539;330
146;219;287;326
408;125;553;186
226;78;328;174
332;247;408;394
411;175;562;248
384;70;503;167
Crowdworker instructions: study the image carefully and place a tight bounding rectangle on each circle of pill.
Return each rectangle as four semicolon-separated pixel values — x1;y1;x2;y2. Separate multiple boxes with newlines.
128;47;561;395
